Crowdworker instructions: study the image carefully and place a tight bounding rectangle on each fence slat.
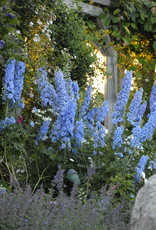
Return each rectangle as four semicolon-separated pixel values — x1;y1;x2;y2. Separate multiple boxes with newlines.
86;0;111;7
64;0;104;16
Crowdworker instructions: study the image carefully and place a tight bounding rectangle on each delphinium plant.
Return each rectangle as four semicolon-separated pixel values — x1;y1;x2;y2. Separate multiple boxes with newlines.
1;60;156;197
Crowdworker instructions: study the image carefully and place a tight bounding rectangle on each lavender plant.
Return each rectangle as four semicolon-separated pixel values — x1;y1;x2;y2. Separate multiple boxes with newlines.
0;167;132;230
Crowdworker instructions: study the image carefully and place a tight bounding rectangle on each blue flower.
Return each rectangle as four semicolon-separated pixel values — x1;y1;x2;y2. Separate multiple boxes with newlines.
135;155;149;182
80;85;92;119
30;121;34;127
148;154;156;171
50;99;77;149
114;152;123;158
72;81;79;100
0;40;6;49
91;102;108;149
55;69;69;112
112;126;124;149
74;120;85;144
134;101;147;126
3;59;25;108
6;12;16;18
112;71;132;124
32;107;37;113
130;126;142;149
3;59;16;104
38;68;57;110
0;116;16;131
14;61;25;107
140;109;156;143
127;88;143;125
85;107;98;130
0;187;6;194
96;101;109;122
37;120;51;141
149;84;156;114
93;122;106;148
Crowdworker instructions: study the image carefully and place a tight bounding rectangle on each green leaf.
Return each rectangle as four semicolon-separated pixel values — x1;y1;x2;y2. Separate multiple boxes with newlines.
138;57;146;64
122;37;130;45
129;65;137;71
136;72;142;78
101;18;111;26
99;13;106;20
151;17;156;24
130;23;137;29
149;62;155;70
123;26;131;35
112;16;120;23
140;13;145;20
113;8;121;15
144;22;152;31
132;35;138;40
112;29;120;37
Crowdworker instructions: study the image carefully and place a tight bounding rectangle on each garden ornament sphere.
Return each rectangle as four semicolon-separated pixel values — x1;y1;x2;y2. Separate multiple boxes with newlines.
67;169;81;185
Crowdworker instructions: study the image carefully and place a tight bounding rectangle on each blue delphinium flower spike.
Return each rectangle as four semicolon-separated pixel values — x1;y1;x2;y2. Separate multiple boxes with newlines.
112;70;132;124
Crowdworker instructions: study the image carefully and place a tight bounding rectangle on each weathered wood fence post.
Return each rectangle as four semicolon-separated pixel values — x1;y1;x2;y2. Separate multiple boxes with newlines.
64;0;117;132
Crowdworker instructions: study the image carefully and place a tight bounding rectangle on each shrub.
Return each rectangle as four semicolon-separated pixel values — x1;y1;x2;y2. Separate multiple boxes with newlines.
0;166;132;230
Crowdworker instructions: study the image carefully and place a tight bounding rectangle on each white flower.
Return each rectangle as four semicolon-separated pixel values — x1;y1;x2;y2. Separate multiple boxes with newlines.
33;34;41;42
47;29;52;34
37;19;42;25
140;171;146;179
105;129;108;134
47;108;53;112
36;113;42;117
42;135;48;140
33;79;37;85
48;19;53;25
42;117;52;121
88;157;94;166
29;91;34;98
29;22;34;27
82;138;87;143
40;110;46;114
69;158;74;162
16;30;21;34
147;166;152;170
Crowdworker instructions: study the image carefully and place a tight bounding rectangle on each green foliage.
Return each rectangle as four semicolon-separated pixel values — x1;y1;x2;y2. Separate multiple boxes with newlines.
10;0;97;86
98;0;156;94
0;0;23;120
49;0;97;86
